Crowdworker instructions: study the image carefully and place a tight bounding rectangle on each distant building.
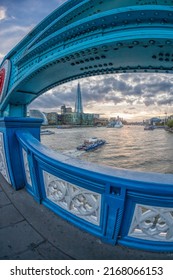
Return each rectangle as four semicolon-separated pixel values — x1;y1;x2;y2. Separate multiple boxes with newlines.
61;83;96;126
82;113;95;126
29;109;48;125
61;113;78;125
61;105;66;114
168;115;173;120
47;112;58;125
149;117;161;125
94;117;109;126
61;105;72;114
61;112;94;126
75;83;83;113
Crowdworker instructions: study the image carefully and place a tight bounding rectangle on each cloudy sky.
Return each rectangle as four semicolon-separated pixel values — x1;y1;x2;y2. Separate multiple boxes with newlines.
1;0;173;121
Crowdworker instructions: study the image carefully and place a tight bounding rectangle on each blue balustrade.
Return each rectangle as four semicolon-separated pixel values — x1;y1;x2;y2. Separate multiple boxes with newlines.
1;117;173;252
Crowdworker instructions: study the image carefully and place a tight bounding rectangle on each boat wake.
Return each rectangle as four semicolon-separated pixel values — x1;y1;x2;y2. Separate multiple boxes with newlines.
62;149;85;157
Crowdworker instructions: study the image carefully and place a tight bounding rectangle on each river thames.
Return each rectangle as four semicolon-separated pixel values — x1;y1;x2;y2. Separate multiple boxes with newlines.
41;126;173;174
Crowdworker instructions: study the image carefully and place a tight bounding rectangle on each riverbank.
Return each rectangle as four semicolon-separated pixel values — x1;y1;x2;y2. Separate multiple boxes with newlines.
42;124;95;129
165;127;173;133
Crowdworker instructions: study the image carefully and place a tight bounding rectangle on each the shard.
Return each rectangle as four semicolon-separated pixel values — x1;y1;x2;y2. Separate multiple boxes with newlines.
75;83;83;114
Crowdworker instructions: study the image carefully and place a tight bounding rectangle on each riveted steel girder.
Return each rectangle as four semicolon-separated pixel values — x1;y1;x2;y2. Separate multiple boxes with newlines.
1;0;173;116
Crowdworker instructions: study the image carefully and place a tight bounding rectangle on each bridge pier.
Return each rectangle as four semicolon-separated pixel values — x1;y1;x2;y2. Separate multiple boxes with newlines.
3;104;27;118
0;117;42;190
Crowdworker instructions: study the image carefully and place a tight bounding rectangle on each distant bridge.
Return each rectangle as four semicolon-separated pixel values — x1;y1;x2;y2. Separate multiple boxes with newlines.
0;1;173;253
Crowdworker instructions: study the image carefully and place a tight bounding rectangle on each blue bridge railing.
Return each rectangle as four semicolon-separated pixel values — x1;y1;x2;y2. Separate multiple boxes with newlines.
0;117;173;252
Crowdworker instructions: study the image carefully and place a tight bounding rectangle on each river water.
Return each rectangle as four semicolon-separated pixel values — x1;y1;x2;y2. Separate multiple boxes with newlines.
41;126;173;174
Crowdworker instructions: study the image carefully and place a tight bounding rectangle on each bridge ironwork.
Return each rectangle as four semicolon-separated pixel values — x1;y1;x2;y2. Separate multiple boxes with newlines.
0;0;173;253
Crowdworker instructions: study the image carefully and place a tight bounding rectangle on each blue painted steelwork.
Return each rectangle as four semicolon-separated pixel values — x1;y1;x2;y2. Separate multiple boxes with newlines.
0;114;173;251
0;1;173;252
0;117;42;191
15;126;173;251
1;1;173;116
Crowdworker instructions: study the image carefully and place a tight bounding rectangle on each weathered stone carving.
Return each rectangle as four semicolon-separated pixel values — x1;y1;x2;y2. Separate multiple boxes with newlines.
129;204;173;241
43;171;101;225
0;132;10;184
22;148;32;186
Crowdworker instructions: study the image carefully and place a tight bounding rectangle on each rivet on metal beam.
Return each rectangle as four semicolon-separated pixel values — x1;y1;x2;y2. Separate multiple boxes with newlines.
133;41;139;45
149;40;155;44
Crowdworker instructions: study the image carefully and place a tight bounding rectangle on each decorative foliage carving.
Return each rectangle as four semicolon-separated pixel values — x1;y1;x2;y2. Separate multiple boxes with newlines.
0;132;10;184
128;204;173;241
43;171;101;225
22;148;32;186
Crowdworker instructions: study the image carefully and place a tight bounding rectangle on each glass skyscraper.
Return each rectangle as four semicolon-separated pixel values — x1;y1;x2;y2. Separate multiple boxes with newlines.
75;83;83;114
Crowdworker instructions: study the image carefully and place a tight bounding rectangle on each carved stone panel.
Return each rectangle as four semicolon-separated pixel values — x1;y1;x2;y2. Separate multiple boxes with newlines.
128;204;173;242
22;148;32;187
43;171;101;225
0;132;11;184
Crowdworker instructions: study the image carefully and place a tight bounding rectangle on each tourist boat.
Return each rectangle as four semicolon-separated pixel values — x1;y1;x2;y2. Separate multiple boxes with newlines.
107;120;123;128
76;137;106;151
114;120;123;128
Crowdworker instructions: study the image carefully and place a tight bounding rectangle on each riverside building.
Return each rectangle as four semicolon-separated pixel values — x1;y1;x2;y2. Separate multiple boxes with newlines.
61;83;95;126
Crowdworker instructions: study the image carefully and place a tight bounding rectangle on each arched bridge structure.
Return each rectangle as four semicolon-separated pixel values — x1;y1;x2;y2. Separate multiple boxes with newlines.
1;0;173;116
0;0;173;254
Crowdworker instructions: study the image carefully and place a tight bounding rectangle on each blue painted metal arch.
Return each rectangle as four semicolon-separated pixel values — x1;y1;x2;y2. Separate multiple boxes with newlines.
1;0;173;116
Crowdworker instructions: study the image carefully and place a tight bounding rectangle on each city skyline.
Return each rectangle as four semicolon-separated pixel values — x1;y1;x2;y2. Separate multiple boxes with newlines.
0;0;173;121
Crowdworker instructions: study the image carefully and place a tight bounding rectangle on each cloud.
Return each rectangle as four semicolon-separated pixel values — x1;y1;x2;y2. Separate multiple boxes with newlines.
143;98;156;107
0;53;4;59
0;6;7;21
0;0;66;64
0;23;36;64
0;25;33;37
157;96;173;106
30;73;173;117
